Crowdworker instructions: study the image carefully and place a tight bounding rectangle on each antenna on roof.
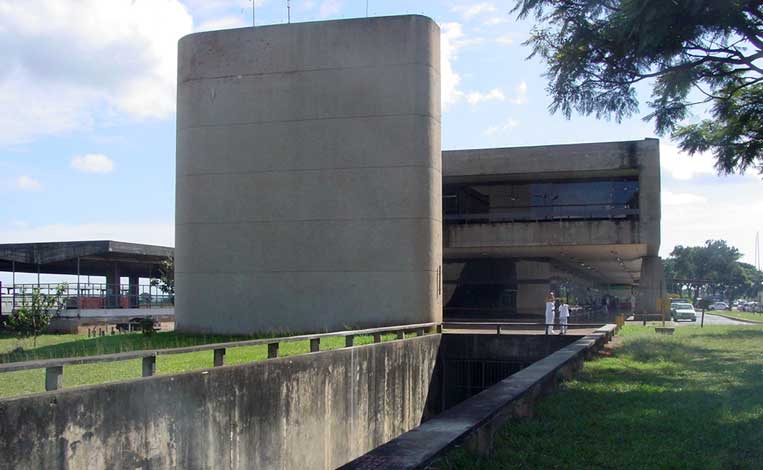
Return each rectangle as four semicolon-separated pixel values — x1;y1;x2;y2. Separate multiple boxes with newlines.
251;0;256;26
366;0;369;17
287;0;291;23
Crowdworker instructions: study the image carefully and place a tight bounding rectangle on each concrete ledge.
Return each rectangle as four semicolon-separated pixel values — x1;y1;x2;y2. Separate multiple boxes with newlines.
339;325;616;469
710;312;763;324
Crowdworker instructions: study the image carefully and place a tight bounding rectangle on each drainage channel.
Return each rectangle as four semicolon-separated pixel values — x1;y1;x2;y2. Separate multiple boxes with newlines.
342;327;616;469
423;332;583;418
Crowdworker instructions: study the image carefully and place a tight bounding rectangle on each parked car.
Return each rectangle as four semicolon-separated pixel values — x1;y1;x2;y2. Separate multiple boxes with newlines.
671;302;697;322
710;302;728;311
115;317;160;333
743;302;761;313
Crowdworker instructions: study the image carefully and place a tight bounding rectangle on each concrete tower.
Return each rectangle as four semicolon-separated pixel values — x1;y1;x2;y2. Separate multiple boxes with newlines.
175;16;442;334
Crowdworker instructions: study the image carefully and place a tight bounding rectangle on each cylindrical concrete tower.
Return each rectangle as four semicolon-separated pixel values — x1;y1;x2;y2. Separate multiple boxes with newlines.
176;16;442;334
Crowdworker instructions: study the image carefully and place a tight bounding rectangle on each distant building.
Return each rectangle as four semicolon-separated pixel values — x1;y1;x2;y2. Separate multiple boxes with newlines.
441;139;662;320
0;240;174;332
172;16;663;334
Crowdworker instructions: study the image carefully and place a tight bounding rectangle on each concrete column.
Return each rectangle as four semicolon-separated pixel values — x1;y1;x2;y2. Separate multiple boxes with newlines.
105;264;120;308
128;276;140;308
636;256;665;318
175;16;442;334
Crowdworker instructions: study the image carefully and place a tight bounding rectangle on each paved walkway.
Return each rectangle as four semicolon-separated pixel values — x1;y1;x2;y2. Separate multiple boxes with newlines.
443;325;602;336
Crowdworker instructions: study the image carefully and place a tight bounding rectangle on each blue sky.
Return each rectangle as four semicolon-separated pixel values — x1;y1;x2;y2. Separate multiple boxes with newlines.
1;0;762;285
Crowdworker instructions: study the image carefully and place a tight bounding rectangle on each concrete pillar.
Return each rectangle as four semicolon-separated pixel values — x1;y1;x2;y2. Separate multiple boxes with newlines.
175;16;442;334
128;275;139;308
636;256;665;318
105;264;121;308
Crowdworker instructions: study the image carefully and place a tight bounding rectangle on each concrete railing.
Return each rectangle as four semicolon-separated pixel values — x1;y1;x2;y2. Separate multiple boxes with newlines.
0;322;441;392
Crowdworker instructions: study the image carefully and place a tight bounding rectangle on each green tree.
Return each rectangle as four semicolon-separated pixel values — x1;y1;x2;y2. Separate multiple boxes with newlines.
665;240;761;304
4;284;67;347
514;0;763;174
150;256;174;296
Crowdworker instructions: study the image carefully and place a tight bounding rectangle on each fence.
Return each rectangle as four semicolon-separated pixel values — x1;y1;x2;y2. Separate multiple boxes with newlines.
3;282;173;311
0;322;441;392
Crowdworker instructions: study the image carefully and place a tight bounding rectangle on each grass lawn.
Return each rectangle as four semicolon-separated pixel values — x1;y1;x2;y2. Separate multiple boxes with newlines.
707;310;763;323
437;325;763;470
0;330;403;398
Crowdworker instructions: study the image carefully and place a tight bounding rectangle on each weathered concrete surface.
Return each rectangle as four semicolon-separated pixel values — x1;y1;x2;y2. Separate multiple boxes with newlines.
441;333;580;362
175;16;442;334
635;255;666;318
442;139;661;315
340;326;617;469
0;335;441;470
446;220;643;250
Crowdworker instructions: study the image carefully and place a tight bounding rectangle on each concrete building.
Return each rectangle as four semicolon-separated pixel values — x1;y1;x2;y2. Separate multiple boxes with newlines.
0;241;174;330
175;16;443;334
442;139;664;319
174;15;663;334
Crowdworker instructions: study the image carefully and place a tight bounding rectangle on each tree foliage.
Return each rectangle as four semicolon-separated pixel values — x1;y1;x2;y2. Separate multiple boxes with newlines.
150;256;174;296
514;0;763;174
4;285;67;346
665;240;762;302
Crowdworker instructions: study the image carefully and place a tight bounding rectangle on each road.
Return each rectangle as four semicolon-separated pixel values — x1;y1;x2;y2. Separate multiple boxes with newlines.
674;312;752;326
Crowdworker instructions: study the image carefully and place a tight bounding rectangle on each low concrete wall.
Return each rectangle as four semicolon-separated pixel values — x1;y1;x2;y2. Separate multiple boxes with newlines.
341;325;617;469
0;335;441;470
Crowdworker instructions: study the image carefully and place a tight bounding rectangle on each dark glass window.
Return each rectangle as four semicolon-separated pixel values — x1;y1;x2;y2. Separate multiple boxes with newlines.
443;178;639;222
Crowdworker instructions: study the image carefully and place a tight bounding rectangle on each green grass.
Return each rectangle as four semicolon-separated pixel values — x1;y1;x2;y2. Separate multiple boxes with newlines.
436;325;763;470
707;310;763;323
0;330;404;398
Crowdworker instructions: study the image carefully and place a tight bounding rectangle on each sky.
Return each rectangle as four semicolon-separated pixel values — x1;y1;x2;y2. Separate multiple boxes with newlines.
1;0;762;286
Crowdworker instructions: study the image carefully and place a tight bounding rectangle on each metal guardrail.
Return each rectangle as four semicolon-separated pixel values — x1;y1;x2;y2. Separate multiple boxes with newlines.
4;283;173;310
443;321;606;335
0;322;441;392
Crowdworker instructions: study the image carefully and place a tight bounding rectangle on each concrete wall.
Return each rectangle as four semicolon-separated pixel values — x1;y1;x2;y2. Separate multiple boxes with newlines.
0;335;441;470
442;139;660;254
446;220;642;250
175;16;442;334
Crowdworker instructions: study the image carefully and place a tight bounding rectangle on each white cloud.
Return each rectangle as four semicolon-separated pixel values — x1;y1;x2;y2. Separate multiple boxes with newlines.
660;144;719;180
15;176;42;191
662;191;707;206
484;17;509;25
195;16;248;32
509;81;528;104
453;2;497;20
496;34;515;46
0;222;174;247
441;22;504;110
466;88;506;105
319;0;342;18
0;0;193;146
71;154;115;174
484;118;519;136
441;23;466;110
660;180;763;265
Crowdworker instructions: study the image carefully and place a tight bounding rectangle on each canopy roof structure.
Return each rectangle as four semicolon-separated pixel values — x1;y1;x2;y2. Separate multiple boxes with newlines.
0;241;174;278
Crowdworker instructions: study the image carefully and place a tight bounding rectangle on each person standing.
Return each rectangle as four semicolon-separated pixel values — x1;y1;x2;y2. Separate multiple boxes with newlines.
559;302;570;335
545;292;556;334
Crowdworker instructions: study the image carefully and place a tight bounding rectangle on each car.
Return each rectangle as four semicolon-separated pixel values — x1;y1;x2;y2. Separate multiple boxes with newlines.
115;317;160;333
671;302;697;322
710;302;728;311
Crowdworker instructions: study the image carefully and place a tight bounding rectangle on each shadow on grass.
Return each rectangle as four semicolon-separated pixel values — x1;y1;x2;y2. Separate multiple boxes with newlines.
435;329;763;470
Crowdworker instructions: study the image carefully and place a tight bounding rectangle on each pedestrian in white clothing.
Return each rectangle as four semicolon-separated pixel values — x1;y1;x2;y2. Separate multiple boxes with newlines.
544;292;556;334
559;302;570;335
